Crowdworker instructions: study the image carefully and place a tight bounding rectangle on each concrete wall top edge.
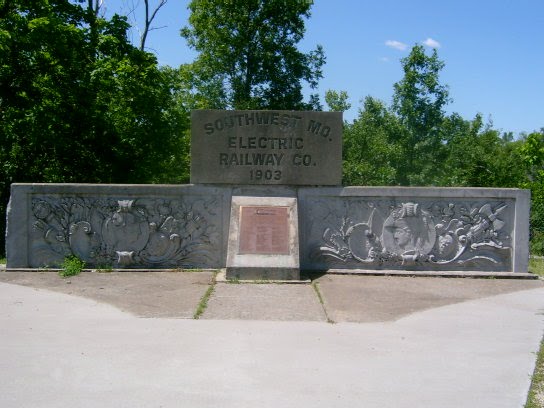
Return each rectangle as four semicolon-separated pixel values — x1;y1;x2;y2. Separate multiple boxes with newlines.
11;183;529;199
298;186;529;199
10;183;229;195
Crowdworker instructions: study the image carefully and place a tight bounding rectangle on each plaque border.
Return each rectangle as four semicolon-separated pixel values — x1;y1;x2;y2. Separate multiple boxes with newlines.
226;196;300;280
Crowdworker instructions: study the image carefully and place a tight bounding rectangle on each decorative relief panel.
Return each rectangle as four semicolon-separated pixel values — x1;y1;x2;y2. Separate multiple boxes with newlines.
29;196;222;268
303;198;513;271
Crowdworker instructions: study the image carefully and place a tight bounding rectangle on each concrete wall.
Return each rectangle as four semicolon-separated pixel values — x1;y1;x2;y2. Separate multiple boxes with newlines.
6;184;231;269
6;184;530;273
298;187;530;273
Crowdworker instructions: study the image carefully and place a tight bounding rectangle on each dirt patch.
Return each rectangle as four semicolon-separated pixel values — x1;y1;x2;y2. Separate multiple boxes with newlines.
316;274;544;323
0;271;215;318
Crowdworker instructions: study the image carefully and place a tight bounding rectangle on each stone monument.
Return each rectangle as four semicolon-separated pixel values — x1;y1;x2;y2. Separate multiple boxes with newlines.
190;109;342;279
5;109;531;277
190;110;342;185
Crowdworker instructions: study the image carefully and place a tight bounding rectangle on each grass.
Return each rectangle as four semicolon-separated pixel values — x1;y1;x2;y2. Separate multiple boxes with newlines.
526;338;544;408
193;272;218;319
58;255;86;278
94;263;114;273
0;257;6;265
529;257;544;278
311;281;335;324
525;257;544;407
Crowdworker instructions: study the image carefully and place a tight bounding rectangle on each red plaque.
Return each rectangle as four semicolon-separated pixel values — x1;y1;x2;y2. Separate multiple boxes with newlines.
238;206;290;255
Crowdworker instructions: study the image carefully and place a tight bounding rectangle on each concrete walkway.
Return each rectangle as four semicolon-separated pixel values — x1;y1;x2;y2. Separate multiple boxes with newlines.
1;273;544;407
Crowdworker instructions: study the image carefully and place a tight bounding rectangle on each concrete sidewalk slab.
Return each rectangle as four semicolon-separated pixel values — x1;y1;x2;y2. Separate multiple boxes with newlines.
203;282;327;321
1;282;543;408
316;274;544;323
0;271;214;318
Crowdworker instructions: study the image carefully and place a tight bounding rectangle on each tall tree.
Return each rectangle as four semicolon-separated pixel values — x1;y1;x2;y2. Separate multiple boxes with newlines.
392;44;450;185
180;0;325;110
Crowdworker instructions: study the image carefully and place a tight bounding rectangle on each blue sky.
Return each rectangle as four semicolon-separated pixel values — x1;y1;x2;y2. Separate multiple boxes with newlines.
107;0;544;135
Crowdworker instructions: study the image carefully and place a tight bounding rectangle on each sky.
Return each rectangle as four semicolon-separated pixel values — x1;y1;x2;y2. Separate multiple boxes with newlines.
106;0;544;135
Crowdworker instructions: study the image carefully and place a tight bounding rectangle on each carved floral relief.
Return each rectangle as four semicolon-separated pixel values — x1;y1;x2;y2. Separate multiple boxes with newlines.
308;199;512;270
30;196;222;268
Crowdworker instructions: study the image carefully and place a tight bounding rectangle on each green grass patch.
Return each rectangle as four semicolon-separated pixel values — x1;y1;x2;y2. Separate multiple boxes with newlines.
58;255;86;278
529;257;544;278
526;338;544;408
193;284;215;319
526;257;544;407
193;273;218;319
0;257;6;265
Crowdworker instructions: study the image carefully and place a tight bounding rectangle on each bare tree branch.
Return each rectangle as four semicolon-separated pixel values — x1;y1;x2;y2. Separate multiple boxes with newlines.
88;0;103;17
140;0;167;51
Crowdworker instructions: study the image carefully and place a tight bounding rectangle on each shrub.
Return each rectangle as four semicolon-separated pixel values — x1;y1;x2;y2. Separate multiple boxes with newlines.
59;255;86;277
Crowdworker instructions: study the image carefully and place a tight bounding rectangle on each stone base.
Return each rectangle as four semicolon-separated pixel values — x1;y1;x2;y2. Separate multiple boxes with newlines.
225;267;300;281
225;196;300;280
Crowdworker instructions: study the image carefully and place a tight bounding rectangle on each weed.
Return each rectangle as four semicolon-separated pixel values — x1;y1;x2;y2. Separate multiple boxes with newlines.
95;264;114;273
193;272;218;319
311;281;335;324
193;284;215;319
312;281;325;305
59;255;85;278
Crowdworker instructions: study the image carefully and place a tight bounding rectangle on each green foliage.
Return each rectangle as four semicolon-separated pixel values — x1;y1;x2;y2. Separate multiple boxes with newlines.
521;130;544;182
529;187;544;255
325;90;351;113
440;114;527;187
0;1;190;254
342;96;402;186
181;0;325;110
59;255;86;277
520;130;544;255
392;44;451;185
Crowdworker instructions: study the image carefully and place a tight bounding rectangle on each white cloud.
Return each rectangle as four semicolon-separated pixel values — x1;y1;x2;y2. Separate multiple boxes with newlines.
423;38;441;48
385;40;408;51
379;57;390;62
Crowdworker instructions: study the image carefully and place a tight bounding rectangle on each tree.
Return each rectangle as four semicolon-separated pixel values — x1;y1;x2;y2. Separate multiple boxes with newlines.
180;0;325;110
392;44;451;185
440;114;526;187
520;129;544;254
325;90;351;113
0;0;188;255
521;129;544;182
342;96;403;186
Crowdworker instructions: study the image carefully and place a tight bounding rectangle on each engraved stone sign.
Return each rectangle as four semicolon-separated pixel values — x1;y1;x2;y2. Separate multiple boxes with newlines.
226;196;299;280
239;206;290;255
190;110;342;185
